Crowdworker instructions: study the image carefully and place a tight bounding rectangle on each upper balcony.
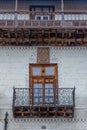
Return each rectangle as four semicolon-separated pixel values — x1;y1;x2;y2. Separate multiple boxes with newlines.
0;11;87;28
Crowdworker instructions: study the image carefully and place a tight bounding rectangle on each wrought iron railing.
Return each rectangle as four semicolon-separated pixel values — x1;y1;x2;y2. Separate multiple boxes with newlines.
13;87;75;118
13;87;75;107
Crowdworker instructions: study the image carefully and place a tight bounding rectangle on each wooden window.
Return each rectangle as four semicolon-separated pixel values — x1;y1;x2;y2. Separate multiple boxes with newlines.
29;64;58;105
30;6;55;12
35;15;49;20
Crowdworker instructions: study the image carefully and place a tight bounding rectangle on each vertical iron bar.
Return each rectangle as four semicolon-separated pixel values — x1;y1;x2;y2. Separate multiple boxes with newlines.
4;112;8;130
72;86;75;117
73;86;75;107
13;87;15;108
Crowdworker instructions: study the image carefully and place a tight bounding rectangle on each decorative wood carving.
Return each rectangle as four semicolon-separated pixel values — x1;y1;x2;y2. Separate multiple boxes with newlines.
0;28;86;46
37;47;49;63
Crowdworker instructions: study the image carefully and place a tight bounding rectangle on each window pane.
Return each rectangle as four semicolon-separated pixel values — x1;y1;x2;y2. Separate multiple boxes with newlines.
33;83;43;104
71;14;75;20
34;83;42;89
64;14;68;20
34;98;42;103
43;16;49;20
45;67;54;75
55;14;62;20
45;84;54;103
36;8;41;12
32;67;41;76
43;8;49;12
37;16;41;20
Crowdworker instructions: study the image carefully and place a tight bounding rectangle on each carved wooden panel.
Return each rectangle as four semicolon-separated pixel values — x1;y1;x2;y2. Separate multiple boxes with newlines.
37;47;49;63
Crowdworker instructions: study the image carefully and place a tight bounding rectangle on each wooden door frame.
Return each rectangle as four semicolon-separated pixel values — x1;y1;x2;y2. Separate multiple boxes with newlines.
29;63;58;105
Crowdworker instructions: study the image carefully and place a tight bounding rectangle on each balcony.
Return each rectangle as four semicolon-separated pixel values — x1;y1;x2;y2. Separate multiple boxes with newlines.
0;20;87;29
13;87;75;118
0;11;87;28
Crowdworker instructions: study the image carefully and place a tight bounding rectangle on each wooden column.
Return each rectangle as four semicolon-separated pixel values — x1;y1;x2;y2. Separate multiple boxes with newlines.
15;0;18;27
61;0;64;27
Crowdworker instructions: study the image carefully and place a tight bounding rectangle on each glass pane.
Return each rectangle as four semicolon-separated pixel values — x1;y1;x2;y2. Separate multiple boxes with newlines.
64;14;67;20
43;16;49;20
45;84;54;103
37;16;41;20
36;8;41;12
55;14;62;20
34;98;42;103
71;14;75;20
45;83;53;89
45;67;54;75
43;8;49;12
33;83;43;104
50;8;53;12
32;67;41;76
45;97;54;103
34;83;42;89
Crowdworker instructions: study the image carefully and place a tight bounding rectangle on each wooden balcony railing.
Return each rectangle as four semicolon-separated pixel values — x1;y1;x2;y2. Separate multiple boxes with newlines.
0;20;87;28
13;87;75;118
0;11;87;28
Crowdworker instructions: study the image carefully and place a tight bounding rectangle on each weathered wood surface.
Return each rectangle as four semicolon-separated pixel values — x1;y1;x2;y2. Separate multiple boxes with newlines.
0;28;87;46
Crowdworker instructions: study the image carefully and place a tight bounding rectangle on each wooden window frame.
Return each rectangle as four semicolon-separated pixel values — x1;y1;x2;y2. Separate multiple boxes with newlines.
29;6;55;12
29;64;58;106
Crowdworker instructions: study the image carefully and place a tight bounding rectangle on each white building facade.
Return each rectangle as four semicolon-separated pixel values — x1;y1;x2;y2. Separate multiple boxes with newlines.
0;0;87;130
0;46;87;130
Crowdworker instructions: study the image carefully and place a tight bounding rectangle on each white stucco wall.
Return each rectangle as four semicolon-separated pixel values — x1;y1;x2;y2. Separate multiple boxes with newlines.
0;46;87;130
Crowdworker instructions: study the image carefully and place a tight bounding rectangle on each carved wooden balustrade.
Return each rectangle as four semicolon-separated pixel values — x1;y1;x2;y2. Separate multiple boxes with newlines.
0;11;87;28
0;27;86;46
13;87;75;118
0;11;87;46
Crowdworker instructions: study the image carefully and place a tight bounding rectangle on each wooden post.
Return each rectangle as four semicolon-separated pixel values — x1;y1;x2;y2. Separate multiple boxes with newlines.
61;0;64;27
61;0;64;12
15;0;18;11
15;0;18;27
